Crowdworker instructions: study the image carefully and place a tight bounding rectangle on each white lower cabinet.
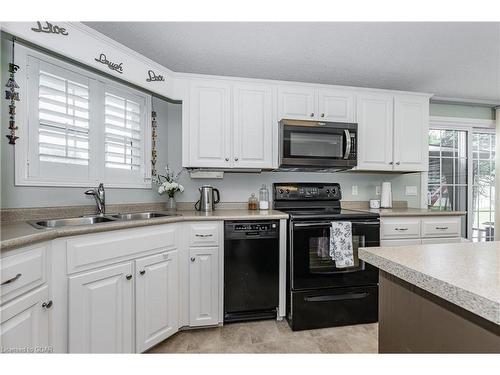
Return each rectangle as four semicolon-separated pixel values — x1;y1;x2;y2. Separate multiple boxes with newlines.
68;262;134;353
0;285;50;352
380;216;465;247
135;250;179;353
189;246;219;326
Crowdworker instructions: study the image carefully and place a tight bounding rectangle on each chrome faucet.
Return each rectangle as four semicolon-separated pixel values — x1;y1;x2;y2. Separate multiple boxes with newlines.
85;183;106;215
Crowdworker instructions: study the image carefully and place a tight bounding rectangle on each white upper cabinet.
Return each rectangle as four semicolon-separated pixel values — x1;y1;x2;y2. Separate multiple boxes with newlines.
356;93;429;172
188;80;232;168
393;94;429;172
135;250;179;353
233;83;275;168
278;86;316;120
356;93;394;171
68;262;134;353
317;88;355;122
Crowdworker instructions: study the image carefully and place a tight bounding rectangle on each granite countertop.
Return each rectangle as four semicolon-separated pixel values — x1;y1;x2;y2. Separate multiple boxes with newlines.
365;208;467;217
0;209;288;252
359;241;500;325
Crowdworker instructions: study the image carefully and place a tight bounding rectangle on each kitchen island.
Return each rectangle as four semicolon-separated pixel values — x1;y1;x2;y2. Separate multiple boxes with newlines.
359;241;500;353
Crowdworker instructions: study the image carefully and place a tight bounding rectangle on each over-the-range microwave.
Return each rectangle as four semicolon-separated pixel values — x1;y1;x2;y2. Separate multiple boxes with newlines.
278;119;358;171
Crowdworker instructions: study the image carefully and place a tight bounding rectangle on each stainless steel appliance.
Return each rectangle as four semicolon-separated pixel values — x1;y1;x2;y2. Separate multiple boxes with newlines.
273;182;380;331
224;221;280;322
279;119;357;170
194;185;220;212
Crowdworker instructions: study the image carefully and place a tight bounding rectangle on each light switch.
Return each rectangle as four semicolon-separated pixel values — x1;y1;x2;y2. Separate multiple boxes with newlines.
375;186;381;196
405;186;418;196
352;185;358;196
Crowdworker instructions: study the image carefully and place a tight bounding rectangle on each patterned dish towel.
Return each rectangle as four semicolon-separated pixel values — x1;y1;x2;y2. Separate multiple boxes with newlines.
330;221;354;268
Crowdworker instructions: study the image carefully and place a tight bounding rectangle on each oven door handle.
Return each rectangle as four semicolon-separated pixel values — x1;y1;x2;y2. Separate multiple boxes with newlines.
343;129;351;159
293;221;379;228
304;292;369;303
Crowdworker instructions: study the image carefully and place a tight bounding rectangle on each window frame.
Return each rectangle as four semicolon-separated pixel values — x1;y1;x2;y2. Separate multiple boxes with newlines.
14;43;152;189
426;116;496;239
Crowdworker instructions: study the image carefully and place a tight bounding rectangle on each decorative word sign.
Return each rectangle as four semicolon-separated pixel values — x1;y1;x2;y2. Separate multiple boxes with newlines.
146;70;165;82
5;62;20;145
31;21;69;36
151;111;158;176
94;53;124;74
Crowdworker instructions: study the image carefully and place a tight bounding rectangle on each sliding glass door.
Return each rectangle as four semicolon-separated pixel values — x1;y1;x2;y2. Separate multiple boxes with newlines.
427;125;496;241
472;132;496;241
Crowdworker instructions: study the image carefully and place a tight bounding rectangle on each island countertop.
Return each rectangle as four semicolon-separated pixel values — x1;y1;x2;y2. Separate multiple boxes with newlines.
359;241;500;325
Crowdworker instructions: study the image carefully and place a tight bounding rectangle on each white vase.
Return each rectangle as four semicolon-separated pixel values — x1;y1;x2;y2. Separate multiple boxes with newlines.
166;197;177;211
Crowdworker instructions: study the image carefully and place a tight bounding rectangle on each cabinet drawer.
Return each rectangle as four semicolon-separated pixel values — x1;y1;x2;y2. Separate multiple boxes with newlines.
67;224;178;274
1;244;47;302
188;222;220;247
380;219;421;239
421;217;461;238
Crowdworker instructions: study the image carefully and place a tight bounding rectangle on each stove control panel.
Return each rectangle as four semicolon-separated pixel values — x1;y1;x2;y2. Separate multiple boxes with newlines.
273;183;342;200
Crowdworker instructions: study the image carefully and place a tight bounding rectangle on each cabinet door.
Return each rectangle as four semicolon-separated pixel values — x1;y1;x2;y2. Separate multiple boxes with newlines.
393;95;429;172
356;93;394;171
188;80;231;168
277;86;316;120
0;286;49;352
135;250;179;353
233;83;275;168
68;262;133;353
189;247;219;326
317;89;355;122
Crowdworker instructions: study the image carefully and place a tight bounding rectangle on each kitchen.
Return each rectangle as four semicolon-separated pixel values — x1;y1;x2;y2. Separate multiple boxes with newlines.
1;10;499;371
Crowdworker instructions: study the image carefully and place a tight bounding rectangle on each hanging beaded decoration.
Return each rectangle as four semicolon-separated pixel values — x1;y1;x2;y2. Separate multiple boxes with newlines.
151;110;158;177
5;38;20;145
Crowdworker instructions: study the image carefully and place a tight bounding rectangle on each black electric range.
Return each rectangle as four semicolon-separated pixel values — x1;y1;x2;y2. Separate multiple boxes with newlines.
274;182;380;331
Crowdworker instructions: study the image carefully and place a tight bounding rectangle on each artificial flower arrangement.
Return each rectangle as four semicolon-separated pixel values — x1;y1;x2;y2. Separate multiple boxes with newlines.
156;165;185;198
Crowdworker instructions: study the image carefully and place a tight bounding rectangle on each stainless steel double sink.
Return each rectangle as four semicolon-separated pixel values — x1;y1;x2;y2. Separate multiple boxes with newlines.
29;211;177;229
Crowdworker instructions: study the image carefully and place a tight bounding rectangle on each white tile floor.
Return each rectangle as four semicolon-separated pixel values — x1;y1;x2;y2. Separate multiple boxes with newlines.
147;320;378;353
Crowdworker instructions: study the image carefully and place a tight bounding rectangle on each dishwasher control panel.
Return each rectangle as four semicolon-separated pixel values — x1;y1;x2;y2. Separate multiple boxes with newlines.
234;223;277;232
225;221;279;239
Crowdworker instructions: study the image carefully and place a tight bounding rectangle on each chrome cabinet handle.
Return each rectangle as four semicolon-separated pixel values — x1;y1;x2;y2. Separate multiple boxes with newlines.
225;157;229;162
139;270;146;276
396;161;401;165
1;273;22;286
234;157;239;161
190;257;196;262
310;113;314;117
195;234;213;237
395;228;408;231
389;161;394;165
435;226;449;230
321;113;325;117
42;300;53;309
126;274;132;280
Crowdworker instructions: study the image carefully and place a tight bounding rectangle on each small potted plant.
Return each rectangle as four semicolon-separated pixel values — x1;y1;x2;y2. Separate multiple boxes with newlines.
156;165;184;211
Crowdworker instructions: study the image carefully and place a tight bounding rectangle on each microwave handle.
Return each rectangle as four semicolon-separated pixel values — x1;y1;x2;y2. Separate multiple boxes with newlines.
343;129;351;159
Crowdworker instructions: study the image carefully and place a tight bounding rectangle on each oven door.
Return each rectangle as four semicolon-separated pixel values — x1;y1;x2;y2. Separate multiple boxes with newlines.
291;219;379;290
280;123;357;168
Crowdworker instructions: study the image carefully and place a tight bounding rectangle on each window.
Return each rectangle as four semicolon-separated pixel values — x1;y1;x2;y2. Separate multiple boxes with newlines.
427;128;469;236
472;132;496;241
17;44;151;188
427;123;496;240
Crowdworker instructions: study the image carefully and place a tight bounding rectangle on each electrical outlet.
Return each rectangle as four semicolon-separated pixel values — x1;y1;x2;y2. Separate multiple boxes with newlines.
405;185;418;196
375;186;381;196
352;185;358;196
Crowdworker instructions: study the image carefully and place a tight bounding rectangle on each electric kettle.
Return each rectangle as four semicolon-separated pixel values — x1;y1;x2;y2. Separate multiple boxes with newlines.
195;185;221;212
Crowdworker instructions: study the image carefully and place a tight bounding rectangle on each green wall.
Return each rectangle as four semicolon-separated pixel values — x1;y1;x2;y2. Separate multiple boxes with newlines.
430;102;496;120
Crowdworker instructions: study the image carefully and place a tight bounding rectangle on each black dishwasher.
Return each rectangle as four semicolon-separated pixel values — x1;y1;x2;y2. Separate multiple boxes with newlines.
224;221;280;322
